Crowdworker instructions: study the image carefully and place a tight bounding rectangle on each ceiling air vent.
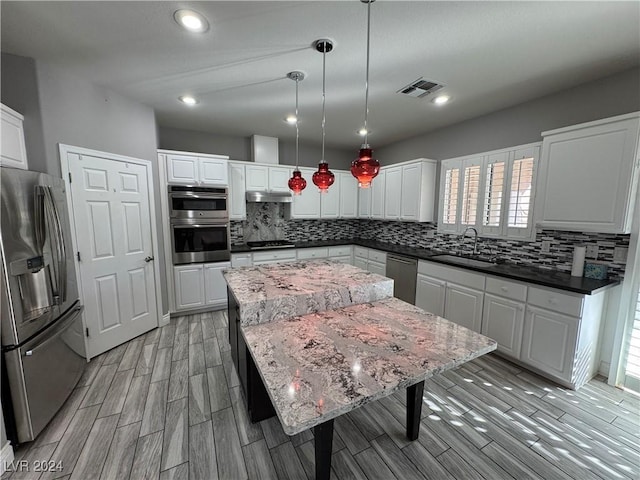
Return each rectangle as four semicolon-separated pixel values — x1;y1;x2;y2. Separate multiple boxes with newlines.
397;78;444;98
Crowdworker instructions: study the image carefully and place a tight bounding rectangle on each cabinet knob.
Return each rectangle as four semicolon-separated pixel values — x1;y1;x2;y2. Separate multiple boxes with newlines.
548;297;558;305
500;286;509;292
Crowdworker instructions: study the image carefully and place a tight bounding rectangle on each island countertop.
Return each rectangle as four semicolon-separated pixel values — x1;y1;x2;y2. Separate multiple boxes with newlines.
223;259;394;325
242;297;497;435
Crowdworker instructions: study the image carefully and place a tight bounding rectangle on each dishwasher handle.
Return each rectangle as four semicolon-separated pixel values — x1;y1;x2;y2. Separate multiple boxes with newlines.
387;255;417;265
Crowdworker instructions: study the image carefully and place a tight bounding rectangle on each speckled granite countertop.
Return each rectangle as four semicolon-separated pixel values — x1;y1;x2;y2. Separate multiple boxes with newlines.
223;259;393;325
242;297;497;435
231;239;618;294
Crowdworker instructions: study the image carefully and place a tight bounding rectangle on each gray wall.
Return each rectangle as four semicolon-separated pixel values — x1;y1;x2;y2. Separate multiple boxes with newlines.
377;67;640;163
1;53;169;314
158;126;354;170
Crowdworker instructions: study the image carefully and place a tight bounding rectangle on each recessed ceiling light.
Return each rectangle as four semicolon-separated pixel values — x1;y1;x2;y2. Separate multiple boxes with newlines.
179;95;198;106
432;95;450;105
285;115;297;125
358;128;370;136
174;9;209;33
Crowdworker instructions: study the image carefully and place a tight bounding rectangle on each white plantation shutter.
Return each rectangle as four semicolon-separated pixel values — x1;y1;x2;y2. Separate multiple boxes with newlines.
505;146;538;238
481;152;509;236
460;158;483;227
439;160;461;233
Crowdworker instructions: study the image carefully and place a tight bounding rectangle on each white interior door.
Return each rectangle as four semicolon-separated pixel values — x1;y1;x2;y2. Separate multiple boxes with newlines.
66;151;159;357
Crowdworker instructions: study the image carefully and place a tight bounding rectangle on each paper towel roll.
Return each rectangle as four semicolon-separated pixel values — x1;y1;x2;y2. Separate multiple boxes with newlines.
571;246;586;277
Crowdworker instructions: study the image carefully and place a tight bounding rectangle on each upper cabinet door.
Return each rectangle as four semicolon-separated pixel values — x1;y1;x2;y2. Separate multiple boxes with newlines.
228;162;246;220
339;172;359;218
269;167;291;192
0;104;28;170
536;113;640;233
320;172;340;219
358;185;371;218
290;167;321;218
245;165;269;191
167;155;199;184
400;163;422;221
384;166;402;219
199;157;229;185
371;170;386;219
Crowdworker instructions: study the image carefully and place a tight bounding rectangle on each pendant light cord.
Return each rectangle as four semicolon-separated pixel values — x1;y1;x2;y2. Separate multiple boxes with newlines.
363;0;372;146
295;77;300;170
321;47;327;163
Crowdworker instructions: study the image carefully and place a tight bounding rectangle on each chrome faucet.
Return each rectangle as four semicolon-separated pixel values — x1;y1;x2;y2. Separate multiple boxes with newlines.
461;227;480;256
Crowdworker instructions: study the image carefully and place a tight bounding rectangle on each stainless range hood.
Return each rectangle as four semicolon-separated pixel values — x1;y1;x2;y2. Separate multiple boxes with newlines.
246;191;292;203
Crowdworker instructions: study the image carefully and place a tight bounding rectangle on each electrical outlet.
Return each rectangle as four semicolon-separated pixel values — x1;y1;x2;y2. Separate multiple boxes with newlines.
425;230;435;239
586;245;599;259
541;241;551;253
613;247;628;263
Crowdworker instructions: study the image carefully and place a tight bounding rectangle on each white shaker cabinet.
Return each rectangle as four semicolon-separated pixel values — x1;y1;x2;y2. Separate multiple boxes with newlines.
166;151;229;186
384;166;402;219
320;174;340;219
204;262;230;307
338;172;359;218
228;162;247;220
0;103;28;170
444;283;484;333
370;170;386;219
536;112;640;233
269;167;291;192
174;264;205;311
358;186;371;218
482;294;525;359
245;164;269;190
415;274;446;317
521;306;578;382
290;168;321;218
401;160;437;222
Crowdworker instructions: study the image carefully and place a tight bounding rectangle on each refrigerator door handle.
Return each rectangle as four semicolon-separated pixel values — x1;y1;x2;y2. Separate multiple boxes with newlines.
43;186;67;303
22;304;82;357
33;187;46;254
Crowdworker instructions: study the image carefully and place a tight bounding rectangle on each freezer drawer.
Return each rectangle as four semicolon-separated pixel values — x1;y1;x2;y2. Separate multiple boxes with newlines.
4;304;85;443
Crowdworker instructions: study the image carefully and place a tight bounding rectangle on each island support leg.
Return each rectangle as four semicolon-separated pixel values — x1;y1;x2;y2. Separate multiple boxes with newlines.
313;419;334;480
406;380;425;440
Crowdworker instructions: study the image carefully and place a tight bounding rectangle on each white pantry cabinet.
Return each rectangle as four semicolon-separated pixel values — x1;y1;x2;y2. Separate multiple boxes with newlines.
174;261;230;311
0;103;28;170
228;162;247;220
536;112;640;233
165;150;229;186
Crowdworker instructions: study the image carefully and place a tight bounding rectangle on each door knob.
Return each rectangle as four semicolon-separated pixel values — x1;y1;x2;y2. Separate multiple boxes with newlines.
144;256;154;263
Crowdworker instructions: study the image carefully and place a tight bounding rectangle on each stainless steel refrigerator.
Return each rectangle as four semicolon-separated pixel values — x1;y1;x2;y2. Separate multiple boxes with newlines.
1;166;86;444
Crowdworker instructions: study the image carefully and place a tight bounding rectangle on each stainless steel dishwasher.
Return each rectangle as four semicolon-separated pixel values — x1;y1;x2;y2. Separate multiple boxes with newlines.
385;254;418;304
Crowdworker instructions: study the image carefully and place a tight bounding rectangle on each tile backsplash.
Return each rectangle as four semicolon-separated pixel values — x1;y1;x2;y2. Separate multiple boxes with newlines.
231;210;629;279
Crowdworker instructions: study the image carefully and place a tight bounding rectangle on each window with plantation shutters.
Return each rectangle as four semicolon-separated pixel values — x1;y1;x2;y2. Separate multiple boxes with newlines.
438;144;539;239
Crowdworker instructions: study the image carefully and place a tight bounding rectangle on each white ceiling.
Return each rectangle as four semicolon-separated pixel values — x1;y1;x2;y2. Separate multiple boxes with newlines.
2;1;639;150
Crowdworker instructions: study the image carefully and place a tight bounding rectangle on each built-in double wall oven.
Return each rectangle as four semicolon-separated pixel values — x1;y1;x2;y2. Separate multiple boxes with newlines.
169;186;230;264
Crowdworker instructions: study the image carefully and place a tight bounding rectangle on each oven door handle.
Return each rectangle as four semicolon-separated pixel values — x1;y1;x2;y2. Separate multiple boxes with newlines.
169;192;227;200
171;223;229;229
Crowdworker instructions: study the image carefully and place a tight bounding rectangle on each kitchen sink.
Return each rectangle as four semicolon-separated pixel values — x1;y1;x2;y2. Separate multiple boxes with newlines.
431;254;499;268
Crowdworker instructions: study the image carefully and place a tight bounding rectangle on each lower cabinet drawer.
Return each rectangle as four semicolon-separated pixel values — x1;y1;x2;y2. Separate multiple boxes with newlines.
354;246;368;259
368;249;387;263
297;247;329;259
485;276;527;302
328;245;352;257
527;287;584;317
252;249;297;263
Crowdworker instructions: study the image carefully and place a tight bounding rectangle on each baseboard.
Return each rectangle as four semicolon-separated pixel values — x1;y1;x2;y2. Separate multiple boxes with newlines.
0;441;14;475
160;312;171;327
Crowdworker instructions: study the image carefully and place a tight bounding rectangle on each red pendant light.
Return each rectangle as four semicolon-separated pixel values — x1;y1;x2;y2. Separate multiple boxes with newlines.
351;144;379;188
286;71;307;195
288;169;306;194
312;39;335;193
352;0;380;188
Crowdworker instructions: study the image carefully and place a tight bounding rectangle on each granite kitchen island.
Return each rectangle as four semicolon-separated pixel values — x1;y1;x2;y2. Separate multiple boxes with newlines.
224;260;496;480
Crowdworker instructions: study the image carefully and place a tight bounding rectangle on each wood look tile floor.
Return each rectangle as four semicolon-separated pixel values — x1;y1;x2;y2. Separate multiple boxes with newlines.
5;311;640;480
